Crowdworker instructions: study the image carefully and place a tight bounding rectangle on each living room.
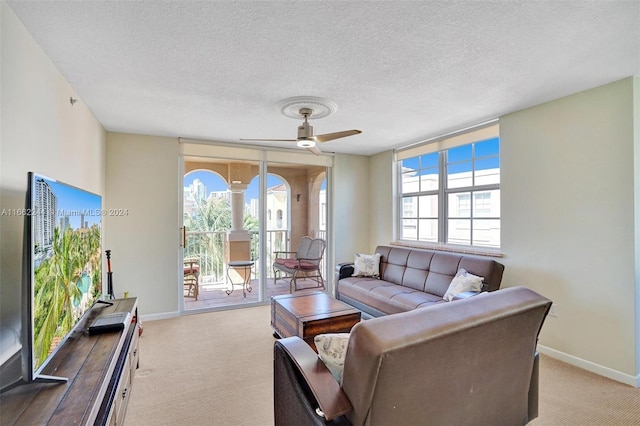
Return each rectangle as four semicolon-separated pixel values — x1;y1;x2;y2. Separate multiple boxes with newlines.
0;0;639;422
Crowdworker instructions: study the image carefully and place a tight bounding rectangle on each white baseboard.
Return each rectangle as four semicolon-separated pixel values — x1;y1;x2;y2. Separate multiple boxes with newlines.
537;344;639;388
139;311;180;322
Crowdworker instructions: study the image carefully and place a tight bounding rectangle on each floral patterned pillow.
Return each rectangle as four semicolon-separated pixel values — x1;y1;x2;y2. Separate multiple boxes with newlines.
353;253;381;278
314;333;350;383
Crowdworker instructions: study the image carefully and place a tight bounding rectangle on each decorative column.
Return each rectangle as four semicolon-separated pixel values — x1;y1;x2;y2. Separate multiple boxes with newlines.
226;182;251;282
230;184;246;232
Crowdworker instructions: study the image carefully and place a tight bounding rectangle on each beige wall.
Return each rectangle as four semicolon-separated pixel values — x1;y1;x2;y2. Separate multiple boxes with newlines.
0;3;106;384
369;150;395;247
501;78;637;383
332;154;371;269
104;133;180;318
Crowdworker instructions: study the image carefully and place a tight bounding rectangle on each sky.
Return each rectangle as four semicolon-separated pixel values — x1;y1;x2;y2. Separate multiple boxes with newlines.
401;137;499;174
184;170;285;201
35;174;102;228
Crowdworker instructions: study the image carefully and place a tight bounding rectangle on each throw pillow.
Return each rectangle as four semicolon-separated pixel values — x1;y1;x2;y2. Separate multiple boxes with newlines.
443;268;484;302
314;333;350;383
353;253;381;278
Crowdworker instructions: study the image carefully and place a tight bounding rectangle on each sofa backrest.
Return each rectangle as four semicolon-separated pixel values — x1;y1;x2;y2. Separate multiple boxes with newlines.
375;245;504;297
341;287;551;426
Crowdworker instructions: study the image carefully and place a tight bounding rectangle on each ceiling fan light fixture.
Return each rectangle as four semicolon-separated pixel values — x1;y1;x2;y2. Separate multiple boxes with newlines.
297;139;316;148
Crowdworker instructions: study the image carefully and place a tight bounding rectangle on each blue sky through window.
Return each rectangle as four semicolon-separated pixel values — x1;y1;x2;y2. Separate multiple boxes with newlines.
184;170;284;201
402;138;499;175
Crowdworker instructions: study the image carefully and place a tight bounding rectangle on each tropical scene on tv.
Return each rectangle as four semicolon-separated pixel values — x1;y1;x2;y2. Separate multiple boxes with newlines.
32;176;102;371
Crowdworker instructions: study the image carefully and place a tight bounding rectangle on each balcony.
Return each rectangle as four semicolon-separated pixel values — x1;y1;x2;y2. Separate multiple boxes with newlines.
183;229;326;310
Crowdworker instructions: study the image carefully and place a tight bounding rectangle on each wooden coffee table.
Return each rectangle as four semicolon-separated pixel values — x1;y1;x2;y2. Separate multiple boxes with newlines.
271;291;361;351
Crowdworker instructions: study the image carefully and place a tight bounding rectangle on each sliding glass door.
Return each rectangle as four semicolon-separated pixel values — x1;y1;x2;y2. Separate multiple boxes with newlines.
179;143;331;313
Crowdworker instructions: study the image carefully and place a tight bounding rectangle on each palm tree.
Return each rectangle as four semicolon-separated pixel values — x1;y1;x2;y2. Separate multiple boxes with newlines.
184;197;230;280
33;225;101;368
85;225;102;299
33;227;87;368
183;196;258;282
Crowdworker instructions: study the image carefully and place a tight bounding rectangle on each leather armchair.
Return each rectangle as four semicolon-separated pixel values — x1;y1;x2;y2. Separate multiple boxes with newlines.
274;287;551;425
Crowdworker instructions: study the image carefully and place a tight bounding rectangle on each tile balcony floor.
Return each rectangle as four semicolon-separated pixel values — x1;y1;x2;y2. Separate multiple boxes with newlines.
184;277;325;311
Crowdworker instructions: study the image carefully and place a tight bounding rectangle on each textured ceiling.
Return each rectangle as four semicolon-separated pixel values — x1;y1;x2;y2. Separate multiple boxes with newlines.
7;1;640;156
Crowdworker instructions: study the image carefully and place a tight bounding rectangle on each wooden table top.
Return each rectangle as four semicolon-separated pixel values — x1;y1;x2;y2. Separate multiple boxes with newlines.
272;291;359;320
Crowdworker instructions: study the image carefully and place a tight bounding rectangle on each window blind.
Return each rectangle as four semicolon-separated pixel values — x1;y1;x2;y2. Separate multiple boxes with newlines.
395;120;499;160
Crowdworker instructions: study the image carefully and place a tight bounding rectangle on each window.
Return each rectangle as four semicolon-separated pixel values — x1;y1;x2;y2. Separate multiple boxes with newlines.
397;127;500;249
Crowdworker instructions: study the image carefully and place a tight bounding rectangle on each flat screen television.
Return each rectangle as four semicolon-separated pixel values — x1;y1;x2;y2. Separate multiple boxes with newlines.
22;172;103;384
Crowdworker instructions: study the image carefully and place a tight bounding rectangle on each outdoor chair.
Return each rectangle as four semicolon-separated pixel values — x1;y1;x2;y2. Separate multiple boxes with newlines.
273;236;326;292
183;256;200;300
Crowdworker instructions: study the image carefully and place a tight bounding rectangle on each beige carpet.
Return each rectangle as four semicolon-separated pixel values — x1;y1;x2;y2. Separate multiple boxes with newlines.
125;305;275;426
126;305;640;426
532;354;640;425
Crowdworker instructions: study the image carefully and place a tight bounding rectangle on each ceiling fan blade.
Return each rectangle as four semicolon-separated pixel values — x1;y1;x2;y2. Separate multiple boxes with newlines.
307;145;322;155
315;130;362;143
239;138;297;142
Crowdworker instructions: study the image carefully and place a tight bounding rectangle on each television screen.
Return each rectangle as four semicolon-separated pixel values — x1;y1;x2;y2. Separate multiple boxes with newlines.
27;172;102;379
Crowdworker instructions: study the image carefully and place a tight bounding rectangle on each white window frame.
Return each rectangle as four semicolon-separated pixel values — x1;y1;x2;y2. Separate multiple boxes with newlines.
395;121;500;250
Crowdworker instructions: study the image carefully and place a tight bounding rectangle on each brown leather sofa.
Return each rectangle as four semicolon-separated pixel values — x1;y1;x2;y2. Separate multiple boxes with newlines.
336;245;505;317
274;286;552;425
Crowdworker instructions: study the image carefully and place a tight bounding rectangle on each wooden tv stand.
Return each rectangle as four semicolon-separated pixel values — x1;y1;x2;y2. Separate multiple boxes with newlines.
0;298;140;425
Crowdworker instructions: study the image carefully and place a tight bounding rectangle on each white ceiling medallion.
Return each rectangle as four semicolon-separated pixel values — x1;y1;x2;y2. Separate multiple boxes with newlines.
276;96;338;120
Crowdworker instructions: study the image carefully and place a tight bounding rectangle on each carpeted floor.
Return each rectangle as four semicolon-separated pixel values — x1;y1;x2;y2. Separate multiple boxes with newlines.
125;305;275;425
125;305;640;426
532;354;640;425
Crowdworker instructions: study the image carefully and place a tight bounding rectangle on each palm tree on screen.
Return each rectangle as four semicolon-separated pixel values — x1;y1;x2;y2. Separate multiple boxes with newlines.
33;227;95;368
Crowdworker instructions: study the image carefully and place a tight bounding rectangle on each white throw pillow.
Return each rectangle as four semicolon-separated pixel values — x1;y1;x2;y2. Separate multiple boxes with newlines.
353;253;381;278
314;333;350;383
443;268;484;301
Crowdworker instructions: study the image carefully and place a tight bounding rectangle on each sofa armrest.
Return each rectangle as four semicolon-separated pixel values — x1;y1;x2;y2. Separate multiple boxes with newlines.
528;351;540;422
275;337;352;422
335;263;354;281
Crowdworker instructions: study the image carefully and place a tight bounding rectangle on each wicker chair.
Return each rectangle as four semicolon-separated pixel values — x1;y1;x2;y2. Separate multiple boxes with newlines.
183;257;200;300
273;236;325;292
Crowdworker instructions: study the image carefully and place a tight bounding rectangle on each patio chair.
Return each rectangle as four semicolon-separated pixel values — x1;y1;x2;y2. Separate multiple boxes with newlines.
183;256;200;300
273;236;326;292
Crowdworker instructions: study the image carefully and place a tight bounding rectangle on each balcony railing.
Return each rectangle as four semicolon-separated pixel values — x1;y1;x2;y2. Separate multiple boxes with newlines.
185;229;327;291
184;230;226;285
184;230;289;285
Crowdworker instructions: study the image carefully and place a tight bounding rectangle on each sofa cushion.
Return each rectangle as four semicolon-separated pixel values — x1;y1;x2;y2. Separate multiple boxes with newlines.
423;252;464;297
392;291;445;310
380;247;410;285
339;277;444;315
276;259;317;270
402;250;434;291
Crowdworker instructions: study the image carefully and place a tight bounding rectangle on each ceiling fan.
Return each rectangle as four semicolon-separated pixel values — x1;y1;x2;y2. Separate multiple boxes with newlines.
240;107;361;155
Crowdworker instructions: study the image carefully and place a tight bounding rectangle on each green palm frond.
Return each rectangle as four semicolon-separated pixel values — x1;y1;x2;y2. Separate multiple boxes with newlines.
32;224;102;369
